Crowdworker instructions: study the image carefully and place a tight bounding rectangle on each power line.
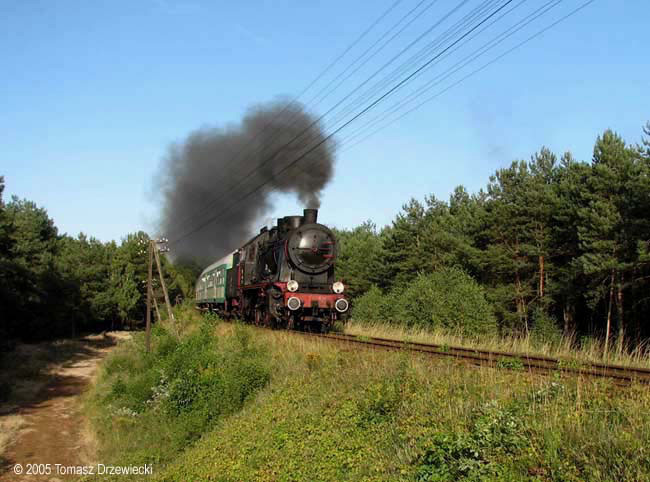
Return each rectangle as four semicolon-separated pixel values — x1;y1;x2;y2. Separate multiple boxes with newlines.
339;0;558;146
169;0;516;245
165;0;406;234
168;0;490;237
279;0;594;201
169;0;595;247
323;0;505;131
306;0;440;110
167;0;454;236
342;0;596;152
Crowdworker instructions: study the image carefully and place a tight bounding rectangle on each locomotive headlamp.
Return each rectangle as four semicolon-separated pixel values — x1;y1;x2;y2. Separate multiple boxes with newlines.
332;281;344;294
287;297;301;311
335;299;349;313
287;280;299;292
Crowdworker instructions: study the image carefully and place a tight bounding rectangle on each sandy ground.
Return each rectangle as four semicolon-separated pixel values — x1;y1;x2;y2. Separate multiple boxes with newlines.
0;332;130;482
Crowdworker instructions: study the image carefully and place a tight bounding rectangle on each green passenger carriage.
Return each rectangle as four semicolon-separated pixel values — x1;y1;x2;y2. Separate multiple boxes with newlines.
195;252;235;305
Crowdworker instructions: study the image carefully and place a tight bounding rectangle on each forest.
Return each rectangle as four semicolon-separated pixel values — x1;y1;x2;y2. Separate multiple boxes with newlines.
0;180;200;344
2;123;650;356
335;124;650;353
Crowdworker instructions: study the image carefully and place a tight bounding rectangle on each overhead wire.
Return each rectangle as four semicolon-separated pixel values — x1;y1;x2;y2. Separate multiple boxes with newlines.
339;0;559;147
340;0;595;153
167;0;475;235
165;0;406;234
168;0;517;245
168;0;595;246
305;0;440;109
323;0;505;131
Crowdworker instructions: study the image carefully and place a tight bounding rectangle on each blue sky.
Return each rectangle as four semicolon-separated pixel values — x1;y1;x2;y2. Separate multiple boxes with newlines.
1;0;648;243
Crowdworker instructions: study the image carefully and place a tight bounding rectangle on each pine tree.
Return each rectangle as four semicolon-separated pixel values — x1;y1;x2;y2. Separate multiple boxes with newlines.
577;130;637;354
332;221;382;298
379;198;427;290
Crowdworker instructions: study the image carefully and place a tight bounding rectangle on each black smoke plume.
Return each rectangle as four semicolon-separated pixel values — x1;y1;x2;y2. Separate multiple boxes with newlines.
156;100;336;264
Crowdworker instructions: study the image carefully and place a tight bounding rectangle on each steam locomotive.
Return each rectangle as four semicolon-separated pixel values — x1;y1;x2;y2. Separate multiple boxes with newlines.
195;208;348;331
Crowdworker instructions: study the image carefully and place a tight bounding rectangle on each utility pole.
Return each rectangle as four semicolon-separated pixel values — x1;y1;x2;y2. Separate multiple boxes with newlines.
150;284;161;323
146;239;153;353
153;239;174;322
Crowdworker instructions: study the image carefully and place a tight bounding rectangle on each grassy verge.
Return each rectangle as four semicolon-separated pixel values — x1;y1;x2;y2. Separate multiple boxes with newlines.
83;307;270;475
345;320;650;369
151;325;650;481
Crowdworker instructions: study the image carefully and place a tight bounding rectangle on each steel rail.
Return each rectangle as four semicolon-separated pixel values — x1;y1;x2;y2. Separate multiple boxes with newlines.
291;331;650;385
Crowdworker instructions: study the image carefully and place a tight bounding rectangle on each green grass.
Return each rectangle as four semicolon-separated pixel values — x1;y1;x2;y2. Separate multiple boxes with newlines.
86;315;650;481
84;310;270;475
153;327;650;481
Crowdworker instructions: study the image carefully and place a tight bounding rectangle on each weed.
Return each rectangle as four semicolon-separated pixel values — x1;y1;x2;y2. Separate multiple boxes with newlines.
85;322;650;482
558;358;584;371
416;400;527;481
496;357;525;371
345;320;650;370
305;352;321;370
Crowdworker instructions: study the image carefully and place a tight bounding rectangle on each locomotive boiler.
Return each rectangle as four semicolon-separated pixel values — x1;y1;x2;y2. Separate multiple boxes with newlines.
195;208;348;331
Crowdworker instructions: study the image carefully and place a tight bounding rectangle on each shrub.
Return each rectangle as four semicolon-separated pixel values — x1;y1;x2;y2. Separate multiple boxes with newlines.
91;320;270;466
531;307;563;345
351;285;391;323
395;268;496;334
416;400;527;481
352;268;497;336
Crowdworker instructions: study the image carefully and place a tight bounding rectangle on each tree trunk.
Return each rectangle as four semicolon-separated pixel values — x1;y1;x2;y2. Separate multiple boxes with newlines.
563;303;573;337
515;271;528;335
604;269;615;357
616;272;625;355
539;255;545;298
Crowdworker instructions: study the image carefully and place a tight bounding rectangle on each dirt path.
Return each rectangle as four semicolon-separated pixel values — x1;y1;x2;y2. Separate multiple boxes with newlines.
0;333;129;482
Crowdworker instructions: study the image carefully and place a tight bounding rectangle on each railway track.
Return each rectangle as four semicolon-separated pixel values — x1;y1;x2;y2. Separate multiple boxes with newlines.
292;331;650;385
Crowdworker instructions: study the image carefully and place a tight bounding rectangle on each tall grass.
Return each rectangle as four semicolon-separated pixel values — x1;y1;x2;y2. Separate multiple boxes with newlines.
154;326;650;481
345;320;650;369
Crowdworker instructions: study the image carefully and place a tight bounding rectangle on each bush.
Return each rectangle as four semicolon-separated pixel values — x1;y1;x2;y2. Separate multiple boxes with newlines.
91;320;270;466
531;307;563;345
416;400;527;481
350;285;391;323
352;267;497;336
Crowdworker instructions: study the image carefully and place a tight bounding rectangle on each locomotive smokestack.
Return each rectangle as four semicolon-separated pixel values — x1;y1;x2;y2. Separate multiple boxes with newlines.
303;208;318;224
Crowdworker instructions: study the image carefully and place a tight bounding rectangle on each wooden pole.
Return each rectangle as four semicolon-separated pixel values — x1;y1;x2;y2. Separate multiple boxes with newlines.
153;247;174;321
146;240;153;353
150;285;161;323
604;269;615;358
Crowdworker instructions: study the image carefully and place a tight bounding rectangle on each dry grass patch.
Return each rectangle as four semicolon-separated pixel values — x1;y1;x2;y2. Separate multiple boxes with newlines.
345;320;650;369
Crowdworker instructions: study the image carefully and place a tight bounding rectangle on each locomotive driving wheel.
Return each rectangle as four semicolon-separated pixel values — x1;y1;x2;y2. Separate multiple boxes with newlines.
254;307;262;326
254;302;271;326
